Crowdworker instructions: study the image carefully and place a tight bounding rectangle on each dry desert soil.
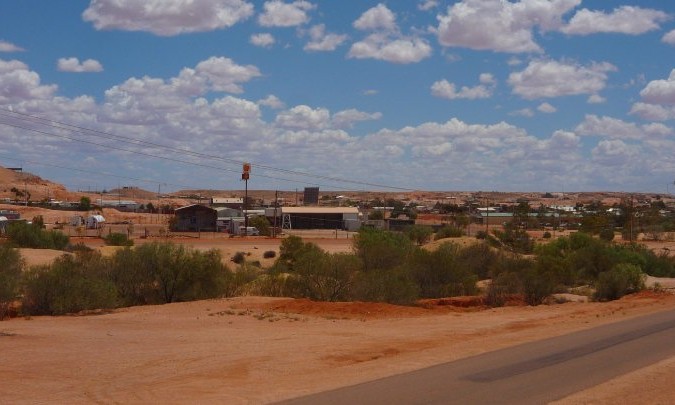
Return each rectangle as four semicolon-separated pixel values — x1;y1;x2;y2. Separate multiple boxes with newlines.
2;241;675;404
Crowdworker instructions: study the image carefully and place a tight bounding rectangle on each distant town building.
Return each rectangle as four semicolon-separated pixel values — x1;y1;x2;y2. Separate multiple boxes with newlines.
303;187;319;206
211;197;244;209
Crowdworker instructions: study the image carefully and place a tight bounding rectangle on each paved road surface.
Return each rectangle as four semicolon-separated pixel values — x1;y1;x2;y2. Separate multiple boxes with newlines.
280;309;675;405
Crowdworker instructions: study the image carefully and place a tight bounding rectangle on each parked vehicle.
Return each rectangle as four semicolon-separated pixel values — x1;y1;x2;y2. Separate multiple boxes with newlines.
239;226;259;236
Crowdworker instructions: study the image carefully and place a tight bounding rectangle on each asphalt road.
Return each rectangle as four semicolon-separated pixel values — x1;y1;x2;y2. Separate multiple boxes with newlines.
279;309;675;405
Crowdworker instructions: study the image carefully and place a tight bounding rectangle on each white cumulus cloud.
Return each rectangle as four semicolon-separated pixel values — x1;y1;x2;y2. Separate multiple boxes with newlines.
639;69;675;105
258;0;315;27
250;33;275;48
353;3;397;32
331;109;382;129
0;59;58;103
348;33;431;64
576;115;671;140
83;0;254;36
0;40;24;52
562;6;669;35
435;0;580;53
537;102;557;113
663;30;675;45
349;4;431;64
303;24;347;52
257;94;285;109
431;74;495;100
508;59;616;99
57;57;104;73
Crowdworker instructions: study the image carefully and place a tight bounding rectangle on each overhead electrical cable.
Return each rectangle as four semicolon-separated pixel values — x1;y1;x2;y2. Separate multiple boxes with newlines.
0;107;413;191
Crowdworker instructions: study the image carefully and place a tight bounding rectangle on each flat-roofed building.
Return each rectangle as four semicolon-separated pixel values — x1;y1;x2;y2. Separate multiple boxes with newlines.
269;206;361;231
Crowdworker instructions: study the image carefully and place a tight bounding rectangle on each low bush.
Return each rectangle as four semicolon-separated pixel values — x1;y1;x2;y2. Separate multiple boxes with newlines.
232;251;247;264
435;225;464;239
103;232;134;246
0;244;24;320
7;221;69;250
404;225;434;245
594;264;645;301
263;250;276;259
66;242;93;253
22;255;118;315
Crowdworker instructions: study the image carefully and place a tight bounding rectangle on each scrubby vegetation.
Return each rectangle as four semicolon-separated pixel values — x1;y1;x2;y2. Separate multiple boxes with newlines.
0;244;24;319
2;242;235;316
6;221;69;250
2;224;673;319
103;232;134;246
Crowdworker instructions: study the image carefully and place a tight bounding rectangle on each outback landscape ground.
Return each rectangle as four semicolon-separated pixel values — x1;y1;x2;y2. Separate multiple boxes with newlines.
1;279;675;404
2;233;675;404
2;166;675;403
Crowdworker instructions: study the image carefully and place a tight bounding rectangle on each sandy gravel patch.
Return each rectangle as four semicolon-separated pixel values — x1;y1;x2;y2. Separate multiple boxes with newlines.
18;248;69;267
1;292;674;404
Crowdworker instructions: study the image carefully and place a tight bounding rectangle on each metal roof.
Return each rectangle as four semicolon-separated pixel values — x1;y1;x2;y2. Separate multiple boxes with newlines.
282;207;359;214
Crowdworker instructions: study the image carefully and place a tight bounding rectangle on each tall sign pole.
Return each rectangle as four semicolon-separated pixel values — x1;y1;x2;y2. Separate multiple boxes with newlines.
242;163;250;235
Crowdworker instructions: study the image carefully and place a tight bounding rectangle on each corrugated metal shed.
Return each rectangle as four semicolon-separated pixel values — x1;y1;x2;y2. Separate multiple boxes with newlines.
281;207;359;214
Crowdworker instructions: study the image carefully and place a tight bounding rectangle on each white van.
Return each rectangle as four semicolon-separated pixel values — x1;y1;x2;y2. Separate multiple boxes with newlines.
239;226;260;236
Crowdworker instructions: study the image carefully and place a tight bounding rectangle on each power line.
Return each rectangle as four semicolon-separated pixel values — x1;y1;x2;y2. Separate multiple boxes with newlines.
0;153;194;190
0;120;348;189
0;107;413;191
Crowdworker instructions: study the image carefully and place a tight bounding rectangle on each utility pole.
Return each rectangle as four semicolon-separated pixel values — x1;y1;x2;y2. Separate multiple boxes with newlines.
273;190;279;238
242;163;250;236
629;194;634;244
157;183;161;224
485;197;489;235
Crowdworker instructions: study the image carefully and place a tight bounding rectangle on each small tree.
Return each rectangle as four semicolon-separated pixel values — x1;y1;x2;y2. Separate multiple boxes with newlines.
79;196;91;211
248;215;271;236
405;225;434;245
594;264;645;301
103;232;134;246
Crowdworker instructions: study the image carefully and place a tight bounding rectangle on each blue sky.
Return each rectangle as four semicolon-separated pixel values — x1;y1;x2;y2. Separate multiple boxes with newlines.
1;0;675;193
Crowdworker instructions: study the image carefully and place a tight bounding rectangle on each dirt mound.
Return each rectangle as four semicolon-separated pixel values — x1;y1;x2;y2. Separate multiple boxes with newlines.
423;236;479;251
242;298;451;319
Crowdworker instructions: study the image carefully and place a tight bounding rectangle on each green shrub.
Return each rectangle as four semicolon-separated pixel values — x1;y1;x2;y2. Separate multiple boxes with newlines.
492;226;534;254
410;243;478;298
485;272;520;307
66;242;94;253
0;244;24;319
109;242;234;305
232;251;246;264
456;242;498;280
7;222;69;250
22;255;118;315
353;266;419;305
521;269;556;306
103;232;134;246
404;225;434;245
435;225;464;239
248;215;271;236
294;247;360;301
276;235;306;271
594;264;645;301
353;228;415;273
